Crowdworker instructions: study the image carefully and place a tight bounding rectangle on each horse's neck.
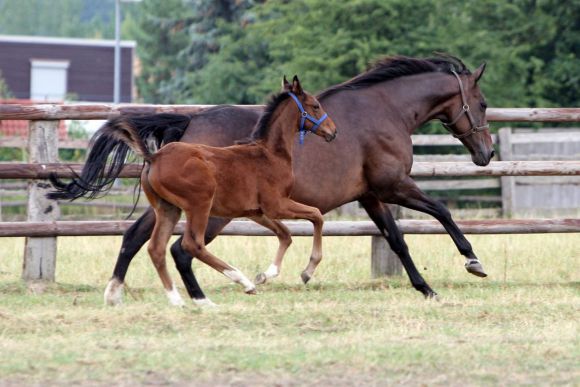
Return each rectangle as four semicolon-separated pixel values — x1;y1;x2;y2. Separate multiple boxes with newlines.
261;108;298;162
372;73;457;134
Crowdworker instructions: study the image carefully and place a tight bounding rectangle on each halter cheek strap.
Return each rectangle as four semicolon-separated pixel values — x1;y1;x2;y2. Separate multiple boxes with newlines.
288;92;328;144
442;70;489;139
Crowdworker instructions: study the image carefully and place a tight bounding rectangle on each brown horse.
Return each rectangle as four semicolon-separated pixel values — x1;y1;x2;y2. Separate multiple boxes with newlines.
49;55;493;305
56;76;336;306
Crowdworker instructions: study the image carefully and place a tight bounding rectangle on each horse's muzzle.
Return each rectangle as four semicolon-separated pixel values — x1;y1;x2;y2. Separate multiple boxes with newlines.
325;130;338;142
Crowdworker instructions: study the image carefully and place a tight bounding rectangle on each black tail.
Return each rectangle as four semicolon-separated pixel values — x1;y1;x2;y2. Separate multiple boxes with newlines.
47;113;192;201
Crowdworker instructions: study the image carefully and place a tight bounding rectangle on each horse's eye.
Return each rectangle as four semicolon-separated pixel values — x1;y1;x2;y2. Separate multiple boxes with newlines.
480;101;487;111
313;104;320;110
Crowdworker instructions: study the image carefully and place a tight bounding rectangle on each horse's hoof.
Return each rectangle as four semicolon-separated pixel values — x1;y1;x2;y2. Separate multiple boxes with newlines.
465;260;488;277
255;273;268;285
104;278;124;306
425;290;439;300
245;287;258;295
300;271;311;284
416;284;438;300
193;298;218;308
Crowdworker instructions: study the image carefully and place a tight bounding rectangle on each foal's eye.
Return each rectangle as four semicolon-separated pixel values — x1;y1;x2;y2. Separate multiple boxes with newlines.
313;104;320;110
480;101;488;111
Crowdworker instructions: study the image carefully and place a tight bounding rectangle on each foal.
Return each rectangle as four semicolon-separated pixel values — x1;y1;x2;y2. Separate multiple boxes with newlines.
107;76;336;306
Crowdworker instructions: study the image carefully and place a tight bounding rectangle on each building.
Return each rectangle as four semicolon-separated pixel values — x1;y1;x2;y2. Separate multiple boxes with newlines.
0;35;135;103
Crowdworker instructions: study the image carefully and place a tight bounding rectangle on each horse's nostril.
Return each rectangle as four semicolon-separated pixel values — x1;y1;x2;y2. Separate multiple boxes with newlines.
490;150;495;159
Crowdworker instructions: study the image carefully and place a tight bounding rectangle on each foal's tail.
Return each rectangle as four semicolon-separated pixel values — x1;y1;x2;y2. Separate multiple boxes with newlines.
47;114;192;201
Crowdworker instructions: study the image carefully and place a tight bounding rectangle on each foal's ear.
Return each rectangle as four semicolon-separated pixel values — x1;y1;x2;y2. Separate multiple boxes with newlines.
282;75;291;91
473;62;487;83
291;75;304;95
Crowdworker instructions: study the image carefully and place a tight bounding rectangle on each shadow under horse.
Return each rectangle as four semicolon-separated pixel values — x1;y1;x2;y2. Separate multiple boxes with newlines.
49;55;493;305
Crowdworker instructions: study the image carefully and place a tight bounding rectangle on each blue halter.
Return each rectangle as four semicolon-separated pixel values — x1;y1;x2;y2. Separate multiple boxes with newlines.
288;92;328;144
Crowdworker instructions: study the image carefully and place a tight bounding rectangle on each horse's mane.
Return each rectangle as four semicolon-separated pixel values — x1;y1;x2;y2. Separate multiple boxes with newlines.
318;54;471;99
246;91;291;141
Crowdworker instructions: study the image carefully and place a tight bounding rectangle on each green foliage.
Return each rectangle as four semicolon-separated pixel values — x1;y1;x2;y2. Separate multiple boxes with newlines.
0;69;12;99
0;0;576;109
141;0;577;110
58;121;89;162
129;0;256;103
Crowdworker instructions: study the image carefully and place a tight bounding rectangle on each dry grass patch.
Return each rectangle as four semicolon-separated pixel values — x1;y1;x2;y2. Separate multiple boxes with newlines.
0;233;578;385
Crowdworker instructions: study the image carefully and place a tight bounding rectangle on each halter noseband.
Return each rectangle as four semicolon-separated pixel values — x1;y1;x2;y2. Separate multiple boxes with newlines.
288;92;328;144
441;70;489;139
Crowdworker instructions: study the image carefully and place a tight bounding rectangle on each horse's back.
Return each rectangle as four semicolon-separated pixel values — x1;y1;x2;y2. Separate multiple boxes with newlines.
180;105;262;147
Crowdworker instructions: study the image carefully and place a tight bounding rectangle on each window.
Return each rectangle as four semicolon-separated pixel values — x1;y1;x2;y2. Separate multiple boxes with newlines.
30;59;70;101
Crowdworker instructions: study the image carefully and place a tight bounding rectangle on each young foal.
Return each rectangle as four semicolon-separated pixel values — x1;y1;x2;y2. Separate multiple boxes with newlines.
106;76;336;305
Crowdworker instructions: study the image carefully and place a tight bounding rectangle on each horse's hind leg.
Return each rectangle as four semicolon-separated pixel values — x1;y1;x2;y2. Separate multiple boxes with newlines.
147;200;184;306
104;207;156;306
181;212;256;294
359;194;437;298
169;217;233;306
250;215;292;285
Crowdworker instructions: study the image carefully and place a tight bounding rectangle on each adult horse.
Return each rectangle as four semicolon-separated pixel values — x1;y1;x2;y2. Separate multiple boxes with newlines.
49;55;493;305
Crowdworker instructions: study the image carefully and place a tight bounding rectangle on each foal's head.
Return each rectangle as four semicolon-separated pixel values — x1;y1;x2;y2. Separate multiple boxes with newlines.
440;62;494;166
283;75;337;143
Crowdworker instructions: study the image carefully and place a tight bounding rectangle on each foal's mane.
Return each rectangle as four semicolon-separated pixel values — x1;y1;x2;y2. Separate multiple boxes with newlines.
247;91;291;141
318;54;471;99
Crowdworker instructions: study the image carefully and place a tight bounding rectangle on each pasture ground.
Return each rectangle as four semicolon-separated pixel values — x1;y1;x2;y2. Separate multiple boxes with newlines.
0;233;578;386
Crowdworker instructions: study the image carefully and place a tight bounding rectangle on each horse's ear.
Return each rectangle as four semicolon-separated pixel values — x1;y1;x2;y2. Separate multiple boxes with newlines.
282;75;291;91
473;62;486;83
291;75;303;95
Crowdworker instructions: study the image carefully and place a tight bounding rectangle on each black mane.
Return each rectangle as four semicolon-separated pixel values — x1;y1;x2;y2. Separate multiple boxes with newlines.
248;91;291;141
318;54;471;98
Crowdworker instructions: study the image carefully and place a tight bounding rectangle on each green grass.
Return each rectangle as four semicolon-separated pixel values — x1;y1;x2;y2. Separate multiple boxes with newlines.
0;233;578;386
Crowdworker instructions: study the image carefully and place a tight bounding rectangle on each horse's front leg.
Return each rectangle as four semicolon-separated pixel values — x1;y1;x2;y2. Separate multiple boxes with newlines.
249;215;292;285
391;177;487;277
269;199;324;284
358;194;438;298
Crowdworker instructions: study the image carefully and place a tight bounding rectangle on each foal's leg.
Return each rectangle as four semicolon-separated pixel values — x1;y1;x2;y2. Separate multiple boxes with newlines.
181;213;256;294
359;195;437;298
148;201;185;306
391;177;487;277
269;199;324;284
250;215;293;285
104;207;156;306
169;217;233;306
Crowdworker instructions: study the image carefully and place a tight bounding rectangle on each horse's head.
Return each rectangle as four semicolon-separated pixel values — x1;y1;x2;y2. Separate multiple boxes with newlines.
283;75;337;143
441;63;494;166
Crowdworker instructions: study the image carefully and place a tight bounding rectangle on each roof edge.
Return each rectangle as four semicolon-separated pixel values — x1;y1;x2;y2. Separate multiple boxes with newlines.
0;35;136;48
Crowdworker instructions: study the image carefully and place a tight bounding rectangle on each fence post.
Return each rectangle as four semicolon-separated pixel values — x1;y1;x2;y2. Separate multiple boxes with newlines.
371;204;403;277
499;127;515;218
22;120;60;281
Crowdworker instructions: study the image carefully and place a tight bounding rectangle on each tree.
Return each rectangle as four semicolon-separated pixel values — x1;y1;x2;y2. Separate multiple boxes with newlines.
185;0;578;112
129;0;256;103
0;70;13;99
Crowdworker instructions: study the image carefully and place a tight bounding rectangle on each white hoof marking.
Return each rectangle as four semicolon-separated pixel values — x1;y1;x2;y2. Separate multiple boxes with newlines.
193;298;217;308
264;264;279;279
223;268;256;293
104;278;124;306
166;286;185;307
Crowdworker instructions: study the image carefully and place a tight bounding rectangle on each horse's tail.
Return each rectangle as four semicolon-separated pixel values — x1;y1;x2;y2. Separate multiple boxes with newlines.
47;113;192;201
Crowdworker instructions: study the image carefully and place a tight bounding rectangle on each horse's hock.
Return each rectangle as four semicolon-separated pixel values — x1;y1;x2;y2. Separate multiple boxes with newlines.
0;104;579;282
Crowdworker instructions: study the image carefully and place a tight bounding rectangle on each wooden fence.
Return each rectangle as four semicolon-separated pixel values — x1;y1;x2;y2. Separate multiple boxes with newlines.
2;127;579;220
0;104;579;282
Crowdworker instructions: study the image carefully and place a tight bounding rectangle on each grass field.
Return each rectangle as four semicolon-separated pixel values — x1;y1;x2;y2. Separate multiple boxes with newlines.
0;233;578;386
